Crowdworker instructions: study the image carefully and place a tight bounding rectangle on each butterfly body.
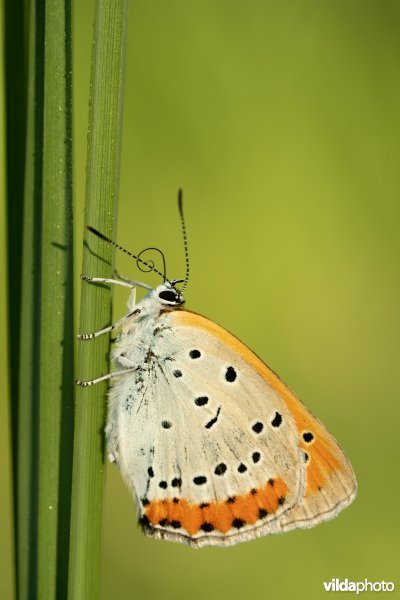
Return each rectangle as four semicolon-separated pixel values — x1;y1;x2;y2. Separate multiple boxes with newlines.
104;281;356;547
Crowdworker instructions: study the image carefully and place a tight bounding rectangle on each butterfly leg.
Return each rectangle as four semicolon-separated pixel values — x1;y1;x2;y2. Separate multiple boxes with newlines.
77;308;140;340
75;367;136;387
113;270;153;310
113;270;152;290
79;273;140;334
80;274;134;289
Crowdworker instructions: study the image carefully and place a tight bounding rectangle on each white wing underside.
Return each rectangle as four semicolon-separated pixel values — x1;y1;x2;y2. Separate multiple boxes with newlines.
106;311;355;547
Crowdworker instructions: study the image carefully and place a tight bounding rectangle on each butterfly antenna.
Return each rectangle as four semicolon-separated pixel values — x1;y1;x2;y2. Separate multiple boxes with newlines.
87;226;168;282
178;189;190;292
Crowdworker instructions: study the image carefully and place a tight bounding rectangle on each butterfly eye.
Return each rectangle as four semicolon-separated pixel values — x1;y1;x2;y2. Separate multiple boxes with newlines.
158;290;178;303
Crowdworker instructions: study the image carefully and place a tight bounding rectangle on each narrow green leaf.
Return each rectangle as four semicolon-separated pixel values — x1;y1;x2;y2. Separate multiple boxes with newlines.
37;0;74;598
68;1;128;598
13;0;74;598
4;0;29;591
4;0;28;446
16;1;45;598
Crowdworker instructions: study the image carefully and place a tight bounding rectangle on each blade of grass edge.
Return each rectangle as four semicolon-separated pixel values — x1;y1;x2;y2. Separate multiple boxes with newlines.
68;1;128;598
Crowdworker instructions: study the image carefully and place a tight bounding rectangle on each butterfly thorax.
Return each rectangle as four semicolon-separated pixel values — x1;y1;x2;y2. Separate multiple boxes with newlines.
112;282;184;371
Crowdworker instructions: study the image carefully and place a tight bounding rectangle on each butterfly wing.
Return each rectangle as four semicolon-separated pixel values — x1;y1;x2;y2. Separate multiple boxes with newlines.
107;308;356;547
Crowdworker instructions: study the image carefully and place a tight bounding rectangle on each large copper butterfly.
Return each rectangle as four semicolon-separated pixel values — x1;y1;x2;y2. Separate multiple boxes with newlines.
76;191;356;547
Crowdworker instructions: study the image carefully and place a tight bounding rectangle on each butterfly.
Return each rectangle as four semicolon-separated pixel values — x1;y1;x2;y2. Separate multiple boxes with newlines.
76;191;357;547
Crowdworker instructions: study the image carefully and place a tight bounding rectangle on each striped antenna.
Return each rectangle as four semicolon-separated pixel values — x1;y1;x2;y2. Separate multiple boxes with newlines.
177;189;190;292
86;226;167;281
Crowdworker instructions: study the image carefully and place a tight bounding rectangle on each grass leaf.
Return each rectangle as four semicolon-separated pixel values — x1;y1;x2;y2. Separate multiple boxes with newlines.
68;1;128;598
36;0;74;598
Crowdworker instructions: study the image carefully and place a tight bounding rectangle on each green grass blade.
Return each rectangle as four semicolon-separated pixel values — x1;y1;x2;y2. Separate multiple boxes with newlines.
36;0;74;598
2;1;29;596
4;0;28;441
4;0;29;590
12;0;74;598
68;1;128;598
16;1;45;597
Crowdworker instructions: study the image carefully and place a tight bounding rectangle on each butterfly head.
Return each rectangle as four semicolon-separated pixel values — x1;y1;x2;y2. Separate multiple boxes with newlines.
155;280;185;307
86;191;190;306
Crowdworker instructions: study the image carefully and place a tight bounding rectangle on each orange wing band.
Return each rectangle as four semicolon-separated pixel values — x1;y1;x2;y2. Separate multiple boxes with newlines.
144;477;288;536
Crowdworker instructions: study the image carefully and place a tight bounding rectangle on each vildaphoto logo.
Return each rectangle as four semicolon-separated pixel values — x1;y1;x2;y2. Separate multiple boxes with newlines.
323;579;395;594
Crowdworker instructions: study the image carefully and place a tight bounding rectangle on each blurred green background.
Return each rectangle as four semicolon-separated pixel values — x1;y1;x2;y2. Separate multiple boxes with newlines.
1;1;400;598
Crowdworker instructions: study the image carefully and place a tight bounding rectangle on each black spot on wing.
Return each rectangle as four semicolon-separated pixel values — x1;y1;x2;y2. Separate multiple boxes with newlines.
232;518;245;529
170;520;181;529
303;431;314;443
205;406;221;429
252;421;264;434
139;515;150;528
193;476;207;486
195;396;209;406
271;412;282;427
225;366;237;382
214;463;227;476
